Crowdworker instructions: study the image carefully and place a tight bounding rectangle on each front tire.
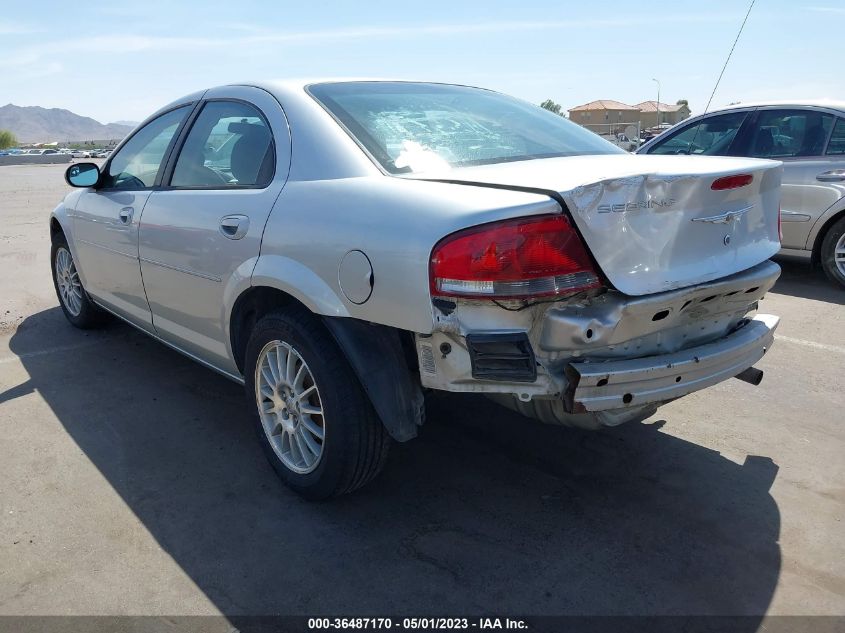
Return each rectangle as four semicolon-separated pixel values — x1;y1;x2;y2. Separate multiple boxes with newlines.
50;234;108;328
820;216;845;288
244;307;390;499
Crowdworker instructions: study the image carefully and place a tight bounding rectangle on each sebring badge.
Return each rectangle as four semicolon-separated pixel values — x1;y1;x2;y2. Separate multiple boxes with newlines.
597;199;677;213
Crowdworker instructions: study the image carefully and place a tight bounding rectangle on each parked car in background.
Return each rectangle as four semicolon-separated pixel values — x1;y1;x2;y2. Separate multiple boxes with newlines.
638;101;845;287
93;149;112;158
52;80;782;498
71;149;91;158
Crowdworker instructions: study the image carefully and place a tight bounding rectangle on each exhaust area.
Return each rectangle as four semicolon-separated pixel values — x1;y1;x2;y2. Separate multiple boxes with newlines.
734;366;764;386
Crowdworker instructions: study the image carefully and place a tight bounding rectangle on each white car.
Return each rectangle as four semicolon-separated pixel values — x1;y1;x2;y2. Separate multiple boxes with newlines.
52;80;782;498
71;150;91;158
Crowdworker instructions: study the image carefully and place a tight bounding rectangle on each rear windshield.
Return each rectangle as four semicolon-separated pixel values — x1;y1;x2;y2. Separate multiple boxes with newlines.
308;82;623;174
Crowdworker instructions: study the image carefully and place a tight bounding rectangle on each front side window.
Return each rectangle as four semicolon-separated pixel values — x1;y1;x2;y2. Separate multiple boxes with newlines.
748;109;834;159
170;101;274;188
648;111;749;156
309;82;622;174
826;118;845;156
103;106;190;189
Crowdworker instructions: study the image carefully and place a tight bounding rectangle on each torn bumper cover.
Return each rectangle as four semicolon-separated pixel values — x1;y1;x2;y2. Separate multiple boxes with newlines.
564;314;779;413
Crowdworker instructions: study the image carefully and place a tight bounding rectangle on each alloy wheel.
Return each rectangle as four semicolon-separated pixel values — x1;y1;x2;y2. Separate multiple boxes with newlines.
55;246;83;316
254;340;325;474
835;233;845;277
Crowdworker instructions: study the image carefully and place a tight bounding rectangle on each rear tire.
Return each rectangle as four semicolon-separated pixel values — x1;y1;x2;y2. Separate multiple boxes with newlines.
50;234;108;329
820;216;845;288
244;306;390;499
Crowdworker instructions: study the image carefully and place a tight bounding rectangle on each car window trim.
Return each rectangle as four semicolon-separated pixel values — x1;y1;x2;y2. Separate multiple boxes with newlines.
715;111;753;156
726;112;756;156
95;102;200;193
821;116;841;157
159;97;277;191
824;117;845;157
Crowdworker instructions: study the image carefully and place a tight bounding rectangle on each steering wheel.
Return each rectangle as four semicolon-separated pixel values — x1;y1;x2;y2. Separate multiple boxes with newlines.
114;173;147;189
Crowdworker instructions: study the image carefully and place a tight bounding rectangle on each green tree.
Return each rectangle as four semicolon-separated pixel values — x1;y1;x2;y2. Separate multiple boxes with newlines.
0;129;18;149
676;99;689;107
540;99;563;116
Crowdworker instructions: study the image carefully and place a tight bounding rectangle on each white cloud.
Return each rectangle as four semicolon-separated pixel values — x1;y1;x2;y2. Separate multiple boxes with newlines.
26;62;64;78
809;6;845;14
4;12;738;66
0;20;38;35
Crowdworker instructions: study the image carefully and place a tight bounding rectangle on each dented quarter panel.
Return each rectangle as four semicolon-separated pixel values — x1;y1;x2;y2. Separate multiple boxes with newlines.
261;176;557;335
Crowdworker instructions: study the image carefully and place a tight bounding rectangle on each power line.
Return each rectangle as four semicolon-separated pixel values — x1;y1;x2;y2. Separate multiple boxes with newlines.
704;0;756;114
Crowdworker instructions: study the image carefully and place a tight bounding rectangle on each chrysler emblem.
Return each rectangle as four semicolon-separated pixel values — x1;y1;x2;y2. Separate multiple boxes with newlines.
691;204;754;225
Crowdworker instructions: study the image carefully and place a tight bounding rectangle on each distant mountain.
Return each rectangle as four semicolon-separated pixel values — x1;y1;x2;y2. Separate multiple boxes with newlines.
110;120;140;127
0;104;135;143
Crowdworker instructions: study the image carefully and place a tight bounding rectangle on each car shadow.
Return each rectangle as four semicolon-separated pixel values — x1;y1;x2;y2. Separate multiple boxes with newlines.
771;256;845;304
5;308;781;622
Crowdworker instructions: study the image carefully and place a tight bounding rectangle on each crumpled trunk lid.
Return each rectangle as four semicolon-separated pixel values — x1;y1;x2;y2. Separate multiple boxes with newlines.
412;154;782;296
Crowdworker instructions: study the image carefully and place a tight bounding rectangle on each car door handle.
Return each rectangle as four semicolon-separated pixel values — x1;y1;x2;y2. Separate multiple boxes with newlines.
219;214;249;240
816;170;845;182
118;207;134;224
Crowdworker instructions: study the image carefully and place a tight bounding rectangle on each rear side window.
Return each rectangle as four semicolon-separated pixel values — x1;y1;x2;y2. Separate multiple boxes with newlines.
647;111;748;156
826;118;845;156
747;109;834;159
171;100;274;188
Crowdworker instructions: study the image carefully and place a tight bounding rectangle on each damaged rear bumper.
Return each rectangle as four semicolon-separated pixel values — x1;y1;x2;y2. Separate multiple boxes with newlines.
564;314;779;413
418;260;780;428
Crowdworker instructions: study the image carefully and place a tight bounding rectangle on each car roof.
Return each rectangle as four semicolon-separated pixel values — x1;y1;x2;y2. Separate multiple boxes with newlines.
706;99;845;113
153;78;490;122
253;77;481;89
247;78;496;101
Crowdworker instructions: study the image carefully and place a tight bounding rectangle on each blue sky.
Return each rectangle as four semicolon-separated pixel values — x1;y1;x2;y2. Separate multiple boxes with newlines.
1;0;839;123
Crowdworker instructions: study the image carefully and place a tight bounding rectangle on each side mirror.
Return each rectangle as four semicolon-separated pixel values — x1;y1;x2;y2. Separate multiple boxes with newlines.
65;162;100;188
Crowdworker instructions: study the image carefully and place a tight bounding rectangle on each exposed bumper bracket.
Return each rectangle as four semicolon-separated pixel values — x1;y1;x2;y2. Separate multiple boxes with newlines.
564;314;779;413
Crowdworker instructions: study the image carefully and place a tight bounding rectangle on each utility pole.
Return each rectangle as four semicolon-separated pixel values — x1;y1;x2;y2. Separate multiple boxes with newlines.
652;78;661;130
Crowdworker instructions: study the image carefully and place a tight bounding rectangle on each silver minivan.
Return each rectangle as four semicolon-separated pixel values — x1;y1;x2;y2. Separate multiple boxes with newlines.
638;101;845;287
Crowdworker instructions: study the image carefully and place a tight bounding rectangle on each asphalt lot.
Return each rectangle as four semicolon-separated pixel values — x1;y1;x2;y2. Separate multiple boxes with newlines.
0;163;843;622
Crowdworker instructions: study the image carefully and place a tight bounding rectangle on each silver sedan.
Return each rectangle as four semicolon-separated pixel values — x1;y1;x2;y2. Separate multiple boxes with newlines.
638;100;845;287
51;81;782;498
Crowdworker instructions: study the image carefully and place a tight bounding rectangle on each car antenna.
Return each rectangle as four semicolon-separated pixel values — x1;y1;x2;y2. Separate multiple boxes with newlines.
688;0;756;152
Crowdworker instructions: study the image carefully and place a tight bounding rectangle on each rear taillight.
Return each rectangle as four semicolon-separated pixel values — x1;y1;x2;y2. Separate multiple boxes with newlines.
430;214;602;299
711;174;753;190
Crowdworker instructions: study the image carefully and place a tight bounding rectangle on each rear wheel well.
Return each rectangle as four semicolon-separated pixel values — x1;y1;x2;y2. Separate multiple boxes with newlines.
229;286;419;376
230;286;308;374
811;209;845;265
